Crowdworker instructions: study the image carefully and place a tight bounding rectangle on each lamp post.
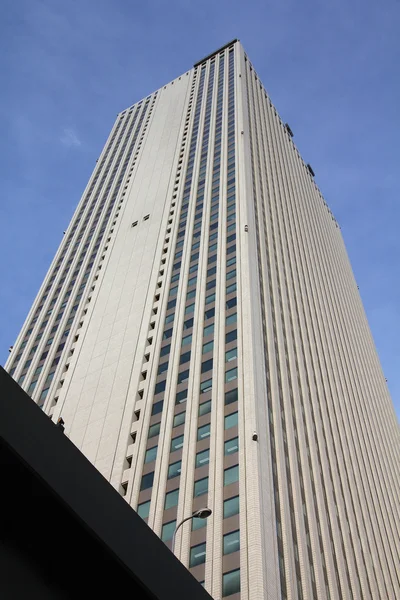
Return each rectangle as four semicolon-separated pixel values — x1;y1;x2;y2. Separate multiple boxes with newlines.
171;508;212;555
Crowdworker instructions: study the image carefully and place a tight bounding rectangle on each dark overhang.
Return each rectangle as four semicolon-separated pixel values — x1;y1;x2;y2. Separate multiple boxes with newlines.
194;39;239;67
0;367;212;600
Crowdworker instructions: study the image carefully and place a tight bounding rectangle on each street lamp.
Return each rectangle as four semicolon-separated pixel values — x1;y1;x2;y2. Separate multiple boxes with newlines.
171;508;212;555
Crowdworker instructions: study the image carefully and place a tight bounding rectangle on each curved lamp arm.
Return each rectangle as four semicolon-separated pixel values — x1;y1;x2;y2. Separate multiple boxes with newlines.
171;515;194;555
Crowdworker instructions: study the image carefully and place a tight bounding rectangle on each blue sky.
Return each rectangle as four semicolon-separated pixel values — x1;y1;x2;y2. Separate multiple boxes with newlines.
1;0;399;419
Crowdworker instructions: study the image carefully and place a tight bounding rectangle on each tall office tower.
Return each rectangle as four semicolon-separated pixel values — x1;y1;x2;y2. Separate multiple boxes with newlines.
5;40;400;600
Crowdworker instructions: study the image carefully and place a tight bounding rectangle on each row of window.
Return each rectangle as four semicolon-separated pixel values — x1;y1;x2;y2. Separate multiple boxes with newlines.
139;486;239;531
189;528;239;567
147;387;238;442
142;62;214;478
145;65;212;410
136;51;240;596
128;68;206;499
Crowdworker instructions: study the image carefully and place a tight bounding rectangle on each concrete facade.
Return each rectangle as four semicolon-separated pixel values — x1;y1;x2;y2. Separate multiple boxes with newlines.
6;40;400;600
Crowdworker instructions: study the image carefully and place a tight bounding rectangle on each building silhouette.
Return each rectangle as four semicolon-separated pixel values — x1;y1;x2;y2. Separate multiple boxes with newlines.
6;40;400;599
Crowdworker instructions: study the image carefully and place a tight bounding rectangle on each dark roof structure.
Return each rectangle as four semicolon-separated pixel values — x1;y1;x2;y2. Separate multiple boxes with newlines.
0;367;212;600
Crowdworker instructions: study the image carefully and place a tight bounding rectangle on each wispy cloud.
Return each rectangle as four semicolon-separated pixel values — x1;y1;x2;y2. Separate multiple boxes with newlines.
60;127;81;147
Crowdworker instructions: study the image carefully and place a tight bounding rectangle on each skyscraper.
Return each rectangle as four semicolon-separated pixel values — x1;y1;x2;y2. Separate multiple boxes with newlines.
5;39;399;600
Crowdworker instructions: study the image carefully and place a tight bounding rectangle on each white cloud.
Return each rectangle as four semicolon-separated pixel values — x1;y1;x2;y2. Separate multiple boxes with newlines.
60;128;81;148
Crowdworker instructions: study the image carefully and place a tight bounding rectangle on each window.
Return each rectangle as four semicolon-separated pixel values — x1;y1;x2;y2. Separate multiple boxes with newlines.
40;388;49;401
180;350;191;364
225;412;238;430
171;435;184;452
226;269;236;281
154;380;166;395
140;471;154;490
148;422;161;438
203;323;214;336
225;437;239;455
225;348;237;362
167;299;176;310
204;307;215;319
196;449;210;468
173;412;185;428
197;423;211;441
163;328;173;340
152;400;163;415
225;329;237;344
202;340;214;354
192;516;207;531
201;359;213;373
200;378;212;393
224;495;239;519
164;488;179;509
161;520;176;542
198;399;211;416
226;283;237;294
137;500;151;519
222;569;240;596
158;361;169;375
160;344;171;357
226;313;237;326
194;476;208;497
28;381;37;394
223;530;240;555
176;389;188;404
183;317;194;330
182;334;192;346
145;446;158;463
224;465;239;486
205;293;215;305
168;461;182;479
225;367;238;383
190;543;206;567
226;296;237;310
177;369;189;384
225;388;238;405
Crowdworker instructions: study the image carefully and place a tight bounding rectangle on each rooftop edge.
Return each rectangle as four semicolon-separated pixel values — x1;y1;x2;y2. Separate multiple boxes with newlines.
193;39;239;67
